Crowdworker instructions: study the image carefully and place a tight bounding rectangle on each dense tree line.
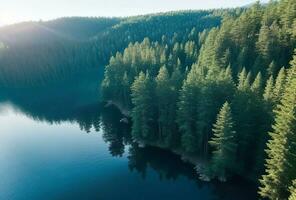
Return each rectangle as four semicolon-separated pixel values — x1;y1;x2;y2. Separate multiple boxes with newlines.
0;11;221;87
101;1;296;199
197;0;296;77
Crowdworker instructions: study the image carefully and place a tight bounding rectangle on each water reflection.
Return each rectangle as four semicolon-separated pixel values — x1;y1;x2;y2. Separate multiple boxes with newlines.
100;106;132;157
0;91;258;200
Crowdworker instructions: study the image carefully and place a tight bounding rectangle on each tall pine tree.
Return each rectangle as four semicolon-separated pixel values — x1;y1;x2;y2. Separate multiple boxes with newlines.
259;53;296;200
131;71;157;141
208;101;237;181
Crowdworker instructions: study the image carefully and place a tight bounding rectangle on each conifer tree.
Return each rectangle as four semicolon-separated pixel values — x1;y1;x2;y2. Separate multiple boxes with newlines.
289;180;296;200
273;67;286;104
177;65;203;153
166;66;183;147
256;24;271;61
237;68;250;91
209;101;237;181
155;66;171;142
233;68;261;175
251;72;263;95
131;72;157;141
259;54;296;200
264;75;274;102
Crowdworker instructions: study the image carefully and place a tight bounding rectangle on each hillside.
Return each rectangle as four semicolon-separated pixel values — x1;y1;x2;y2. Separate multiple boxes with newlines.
0;10;222;87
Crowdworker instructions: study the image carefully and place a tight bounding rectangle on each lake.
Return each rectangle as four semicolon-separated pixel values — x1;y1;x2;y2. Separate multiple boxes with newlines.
0;100;258;200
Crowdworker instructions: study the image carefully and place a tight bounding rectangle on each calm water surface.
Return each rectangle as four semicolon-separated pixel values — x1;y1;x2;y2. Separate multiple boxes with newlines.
0;101;257;200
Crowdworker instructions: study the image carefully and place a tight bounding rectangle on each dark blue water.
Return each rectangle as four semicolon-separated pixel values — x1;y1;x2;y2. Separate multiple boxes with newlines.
0;102;257;200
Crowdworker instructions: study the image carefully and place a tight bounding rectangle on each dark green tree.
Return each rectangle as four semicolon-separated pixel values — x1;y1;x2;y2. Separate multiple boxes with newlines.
208;101;237;181
273;67;286;104
259;54;296;200
155;66;172;142
131;72;157;141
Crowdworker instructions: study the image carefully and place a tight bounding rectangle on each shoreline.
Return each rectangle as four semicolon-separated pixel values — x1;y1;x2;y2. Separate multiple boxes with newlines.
104;100;256;183
103;100;206;170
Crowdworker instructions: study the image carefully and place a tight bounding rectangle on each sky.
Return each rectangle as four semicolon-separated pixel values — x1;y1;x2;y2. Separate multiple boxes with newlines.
0;0;269;26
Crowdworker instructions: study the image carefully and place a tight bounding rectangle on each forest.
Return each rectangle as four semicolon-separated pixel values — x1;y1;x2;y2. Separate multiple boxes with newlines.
0;11;220;87
0;0;295;199
101;0;296;199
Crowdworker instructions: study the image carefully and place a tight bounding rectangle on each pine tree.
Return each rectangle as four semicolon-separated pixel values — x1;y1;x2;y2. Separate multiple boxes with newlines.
289;180;296;200
131;72;157;141
166;66;183;147
256;24;271;61
263;75;274;102
177;65;203;153
155;66;171;142
259;54;296;200
251;72;263;95
233;67;264;176
273;67;286;104
237;68;251;91
209;101;237;181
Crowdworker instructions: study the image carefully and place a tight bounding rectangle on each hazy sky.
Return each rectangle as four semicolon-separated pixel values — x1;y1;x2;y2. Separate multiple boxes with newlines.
0;0;268;26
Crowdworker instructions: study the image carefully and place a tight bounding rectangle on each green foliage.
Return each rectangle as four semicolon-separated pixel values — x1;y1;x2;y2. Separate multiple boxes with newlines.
197;0;296;76
101;1;296;188
131;72;157;141
251;71;263;95
289;180;296;200
259;53;296;200
0;11;221;87
273;67;286;104
208;101;237;181
177;64;235;155
177;65;203;153
263;75;274;102
155;66;180;147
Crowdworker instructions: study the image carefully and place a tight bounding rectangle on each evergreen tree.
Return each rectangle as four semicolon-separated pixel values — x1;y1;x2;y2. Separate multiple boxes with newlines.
251;71;263;95
177;65;203;153
289;180;296;200
273;67;286;104
268;61;277;77
131;72;157;141
264;75;275;102
256;24;271;61
237;68;250;91
155;66;172;142
166;66;183;147
208;101;237;181
233;68;266;177
259;54;296;200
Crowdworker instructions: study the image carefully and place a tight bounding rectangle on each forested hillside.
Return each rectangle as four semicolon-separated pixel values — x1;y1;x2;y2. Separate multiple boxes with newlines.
101;1;296;199
0;11;221;87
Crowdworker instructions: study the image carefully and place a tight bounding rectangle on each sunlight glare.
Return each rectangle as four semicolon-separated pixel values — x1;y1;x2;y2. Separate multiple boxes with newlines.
0;12;20;26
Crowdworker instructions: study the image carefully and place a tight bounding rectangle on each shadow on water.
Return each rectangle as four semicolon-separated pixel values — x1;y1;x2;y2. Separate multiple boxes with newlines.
0;89;258;200
127;142;258;200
